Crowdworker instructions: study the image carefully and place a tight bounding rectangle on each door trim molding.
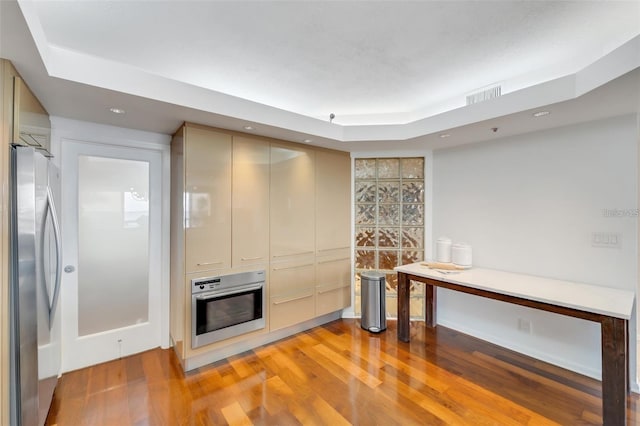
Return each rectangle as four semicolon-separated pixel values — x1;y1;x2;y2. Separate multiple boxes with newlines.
53;119;170;372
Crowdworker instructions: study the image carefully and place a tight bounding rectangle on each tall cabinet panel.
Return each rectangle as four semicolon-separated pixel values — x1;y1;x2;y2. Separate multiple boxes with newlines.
270;143;315;259
315;150;352;315
269;142;316;331
184;125;232;273
0;58;18;426
169;127;186;360
316;150;351;252
232;136;269;268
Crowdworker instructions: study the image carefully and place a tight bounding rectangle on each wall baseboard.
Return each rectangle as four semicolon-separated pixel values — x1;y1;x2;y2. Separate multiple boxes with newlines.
438;318;603;380
181;311;341;371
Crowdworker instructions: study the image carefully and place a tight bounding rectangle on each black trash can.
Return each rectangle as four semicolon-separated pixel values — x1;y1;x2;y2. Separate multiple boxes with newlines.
360;271;386;333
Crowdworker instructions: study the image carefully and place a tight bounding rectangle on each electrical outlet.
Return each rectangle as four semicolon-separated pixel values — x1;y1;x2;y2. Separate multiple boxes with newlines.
592;232;621;248
517;318;532;334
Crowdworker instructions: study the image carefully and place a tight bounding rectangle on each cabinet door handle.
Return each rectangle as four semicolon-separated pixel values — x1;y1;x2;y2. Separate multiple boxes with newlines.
318;246;350;252
197;261;223;266
272;251;314;258
317;257;350;265
273;293;314;305
317;284;350;294
272;263;314;271
241;256;263;261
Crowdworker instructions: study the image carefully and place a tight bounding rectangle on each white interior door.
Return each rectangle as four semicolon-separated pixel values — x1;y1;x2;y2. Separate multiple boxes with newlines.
61;140;163;372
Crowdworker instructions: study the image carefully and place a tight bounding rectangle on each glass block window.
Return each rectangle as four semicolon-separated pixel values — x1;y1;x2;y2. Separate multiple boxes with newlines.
354;157;425;320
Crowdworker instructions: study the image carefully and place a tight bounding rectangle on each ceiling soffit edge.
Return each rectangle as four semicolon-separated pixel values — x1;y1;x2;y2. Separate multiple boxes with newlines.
17;1;640;144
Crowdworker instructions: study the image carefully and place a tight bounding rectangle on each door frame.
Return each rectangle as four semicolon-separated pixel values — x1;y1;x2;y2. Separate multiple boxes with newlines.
50;117;170;372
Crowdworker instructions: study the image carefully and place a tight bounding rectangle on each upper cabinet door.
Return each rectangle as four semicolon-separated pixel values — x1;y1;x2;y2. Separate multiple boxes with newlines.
316;150;351;253
184;126;232;273
270;143;315;260
232;136;269;267
13;76;51;154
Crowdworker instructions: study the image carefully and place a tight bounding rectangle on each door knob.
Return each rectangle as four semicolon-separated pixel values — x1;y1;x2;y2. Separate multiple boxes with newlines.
64;265;75;273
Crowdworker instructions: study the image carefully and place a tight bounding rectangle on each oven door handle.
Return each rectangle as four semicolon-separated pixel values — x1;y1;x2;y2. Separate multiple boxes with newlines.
195;283;263;300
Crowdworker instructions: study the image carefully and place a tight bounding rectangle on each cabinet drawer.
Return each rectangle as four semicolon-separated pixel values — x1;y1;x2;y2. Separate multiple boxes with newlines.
270;261;315;297
316;257;350;288
316;284;351;316
315;257;350;316
270;290;315;331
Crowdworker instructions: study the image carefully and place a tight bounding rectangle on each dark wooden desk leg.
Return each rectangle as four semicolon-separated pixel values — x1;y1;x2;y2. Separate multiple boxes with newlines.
397;272;410;342
425;283;436;328
625;320;630;394
601;316;628;426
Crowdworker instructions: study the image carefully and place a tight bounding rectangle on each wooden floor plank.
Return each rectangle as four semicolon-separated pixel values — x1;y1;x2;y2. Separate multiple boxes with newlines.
448;375;561;425
310;395;353;426
472;350;603;406
46;319;640;425
311;343;383;389
221;401;253;426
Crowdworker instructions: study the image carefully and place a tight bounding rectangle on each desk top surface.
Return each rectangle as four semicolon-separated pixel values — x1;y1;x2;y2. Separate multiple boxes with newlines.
394;263;635;320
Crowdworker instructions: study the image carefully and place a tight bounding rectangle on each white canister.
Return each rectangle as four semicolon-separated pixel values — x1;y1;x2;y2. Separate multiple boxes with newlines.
452;243;472;267
436;237;452;263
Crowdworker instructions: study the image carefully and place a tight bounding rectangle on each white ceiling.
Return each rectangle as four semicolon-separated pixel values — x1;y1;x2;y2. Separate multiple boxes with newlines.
1;0;639;152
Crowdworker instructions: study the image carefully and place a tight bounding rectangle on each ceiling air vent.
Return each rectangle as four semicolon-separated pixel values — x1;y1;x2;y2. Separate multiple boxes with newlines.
466;85;502;106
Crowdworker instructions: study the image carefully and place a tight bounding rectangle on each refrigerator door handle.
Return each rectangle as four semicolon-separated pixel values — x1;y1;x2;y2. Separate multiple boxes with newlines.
45;186;63;325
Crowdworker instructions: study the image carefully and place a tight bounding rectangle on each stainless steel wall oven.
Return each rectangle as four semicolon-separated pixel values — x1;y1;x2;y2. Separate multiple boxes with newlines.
191;270;265;348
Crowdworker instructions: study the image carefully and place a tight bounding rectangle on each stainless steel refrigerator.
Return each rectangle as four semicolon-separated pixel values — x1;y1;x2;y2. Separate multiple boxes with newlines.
9;145;62;426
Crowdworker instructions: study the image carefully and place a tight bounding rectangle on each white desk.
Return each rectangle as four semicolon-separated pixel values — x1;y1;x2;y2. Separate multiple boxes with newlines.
394;263;635;426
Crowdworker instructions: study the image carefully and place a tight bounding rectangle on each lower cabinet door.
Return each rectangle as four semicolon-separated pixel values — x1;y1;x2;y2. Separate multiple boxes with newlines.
315;256;351;316
270;259;316;331
316;284;351;316
270;290;315;331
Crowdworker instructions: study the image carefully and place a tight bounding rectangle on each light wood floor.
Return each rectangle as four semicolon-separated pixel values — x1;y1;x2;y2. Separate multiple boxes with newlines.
46;319;640;425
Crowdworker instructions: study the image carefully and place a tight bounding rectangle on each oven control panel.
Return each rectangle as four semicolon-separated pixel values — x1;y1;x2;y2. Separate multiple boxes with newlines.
191;270;265;295
193;277;221;292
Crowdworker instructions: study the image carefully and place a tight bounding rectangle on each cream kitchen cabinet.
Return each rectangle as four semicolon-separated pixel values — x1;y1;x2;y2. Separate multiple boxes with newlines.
12;76;51;154
315;149;351;314
316;255;351;316
170;124;352;371
1;60;22;426
270;142;315;260
269;142;317;329
232;136;269;268
269;259;316;331
183;124;232;273
315;149;350;252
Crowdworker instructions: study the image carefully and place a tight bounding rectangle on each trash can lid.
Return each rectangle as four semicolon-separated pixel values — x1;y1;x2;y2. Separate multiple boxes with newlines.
361;271;386;280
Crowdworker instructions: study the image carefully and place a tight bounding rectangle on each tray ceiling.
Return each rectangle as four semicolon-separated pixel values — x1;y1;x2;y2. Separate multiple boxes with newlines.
2;0;639;150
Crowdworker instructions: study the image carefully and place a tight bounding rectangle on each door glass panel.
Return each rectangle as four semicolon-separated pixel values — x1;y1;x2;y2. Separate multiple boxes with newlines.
77;155;150;336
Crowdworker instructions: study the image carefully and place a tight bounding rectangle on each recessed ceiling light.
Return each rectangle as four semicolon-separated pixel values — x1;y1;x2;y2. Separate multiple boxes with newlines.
439;133;451;139
109;107;125;114
303;139;313;143
243;125;254;131
533;110;550;117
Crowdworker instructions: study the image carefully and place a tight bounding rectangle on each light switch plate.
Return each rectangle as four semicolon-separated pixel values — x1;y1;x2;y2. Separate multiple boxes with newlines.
591;232;621;248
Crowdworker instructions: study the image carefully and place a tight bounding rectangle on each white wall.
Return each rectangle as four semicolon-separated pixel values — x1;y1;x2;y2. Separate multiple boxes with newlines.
433;114;638;381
